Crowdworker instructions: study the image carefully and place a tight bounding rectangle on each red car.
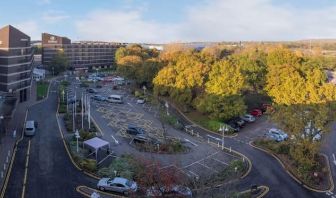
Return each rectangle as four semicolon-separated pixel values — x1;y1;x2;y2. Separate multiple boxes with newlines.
250;109;262;117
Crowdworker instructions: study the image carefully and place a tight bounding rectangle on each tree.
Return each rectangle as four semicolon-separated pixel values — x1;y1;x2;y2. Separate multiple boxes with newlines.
117;55;143;79
136;58;163;87
50;51;69;74
194;94;246;121
205;60;244;97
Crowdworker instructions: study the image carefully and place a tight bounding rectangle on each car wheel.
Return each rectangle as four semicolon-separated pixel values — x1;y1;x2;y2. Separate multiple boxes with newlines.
99;187;105;191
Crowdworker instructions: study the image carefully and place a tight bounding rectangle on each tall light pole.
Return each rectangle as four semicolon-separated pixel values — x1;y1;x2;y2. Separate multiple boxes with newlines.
75;129;80;153
81;92;84;129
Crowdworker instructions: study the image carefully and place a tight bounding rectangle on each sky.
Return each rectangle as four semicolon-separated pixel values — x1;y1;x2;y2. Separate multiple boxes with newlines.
1;0;336;43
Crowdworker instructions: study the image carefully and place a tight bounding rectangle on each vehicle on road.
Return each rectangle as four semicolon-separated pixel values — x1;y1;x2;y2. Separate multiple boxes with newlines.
126;125;145;136
266;128;288;142
136;99;145;104
107;94;123;104
146;185;192;197
240;114;255;122
250;109;262;117
231;117;245;127
92;95;106;101
86;88;98;93
97;177;137;195
25;120;36;136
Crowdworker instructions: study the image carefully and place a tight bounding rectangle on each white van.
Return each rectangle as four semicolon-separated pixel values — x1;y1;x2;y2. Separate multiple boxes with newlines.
25;120;36;136
107;95;123;104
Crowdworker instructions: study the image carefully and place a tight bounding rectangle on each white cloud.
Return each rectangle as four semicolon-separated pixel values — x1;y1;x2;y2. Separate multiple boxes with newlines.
42;10;69;23
14;21;40;40
75;0;336;43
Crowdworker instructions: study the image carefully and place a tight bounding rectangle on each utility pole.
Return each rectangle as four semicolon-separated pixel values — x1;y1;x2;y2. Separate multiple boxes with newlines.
81;92;84;129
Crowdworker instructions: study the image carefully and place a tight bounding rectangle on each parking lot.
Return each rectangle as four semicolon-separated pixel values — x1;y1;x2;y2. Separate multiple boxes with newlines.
70;81;245;181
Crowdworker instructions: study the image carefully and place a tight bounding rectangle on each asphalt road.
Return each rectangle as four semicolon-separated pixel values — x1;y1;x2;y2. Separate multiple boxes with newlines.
169;104;329;198
4;80;96;198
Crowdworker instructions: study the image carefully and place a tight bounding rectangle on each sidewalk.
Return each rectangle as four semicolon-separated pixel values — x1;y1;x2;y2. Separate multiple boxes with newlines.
0;81;37;192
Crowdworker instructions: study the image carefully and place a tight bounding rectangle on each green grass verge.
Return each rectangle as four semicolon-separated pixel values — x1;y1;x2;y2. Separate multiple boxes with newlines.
36;81;49;100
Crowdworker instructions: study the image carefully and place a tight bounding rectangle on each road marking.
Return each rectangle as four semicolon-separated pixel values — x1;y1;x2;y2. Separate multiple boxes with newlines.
196;162;218;173
183;151;219;168
110;135;119;144
332;154;336;166
188;170;199;178
212;158;229;166
206;134;221;141
21;139;31;198
184;138;198;146
127;102;133;107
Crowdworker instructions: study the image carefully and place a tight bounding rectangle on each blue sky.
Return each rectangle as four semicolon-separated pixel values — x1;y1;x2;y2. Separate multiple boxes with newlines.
1;0;336;42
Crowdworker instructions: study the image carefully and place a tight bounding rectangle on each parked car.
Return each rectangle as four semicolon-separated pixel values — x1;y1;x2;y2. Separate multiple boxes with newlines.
232;117;246;127
86;88;97;93
227;120;240;132
147;185;192;197
97;177;137;195
92;95;106;101
133;134;150;143
261;103;274;114
266;128;288;142
67;98;79;104
126;125;145;136
240;114;256;122
250;109;262;117
96;84;103;89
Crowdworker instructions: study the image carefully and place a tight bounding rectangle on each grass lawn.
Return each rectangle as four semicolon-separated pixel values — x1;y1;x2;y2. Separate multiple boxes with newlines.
185;110;222;132
36;81;49;100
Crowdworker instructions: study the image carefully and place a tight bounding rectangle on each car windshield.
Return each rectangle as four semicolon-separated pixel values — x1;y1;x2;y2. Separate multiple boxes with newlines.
126;180;133;187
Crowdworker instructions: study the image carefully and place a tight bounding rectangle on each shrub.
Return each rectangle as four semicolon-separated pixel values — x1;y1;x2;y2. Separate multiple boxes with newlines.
61;80;70;87
79;130;96;141
80;159;97;172
58;104;67;113
134;90;143;98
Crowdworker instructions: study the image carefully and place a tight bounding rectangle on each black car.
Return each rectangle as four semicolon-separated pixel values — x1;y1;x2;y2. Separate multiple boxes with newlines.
227;120;240;132
126;125;145;136
231;117;246;127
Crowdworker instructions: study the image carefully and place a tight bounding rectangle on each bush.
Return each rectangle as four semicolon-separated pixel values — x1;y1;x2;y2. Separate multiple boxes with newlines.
80;159;97;172
134;90;143;98
276;143;290;154
61;80;70;87
58;104;67;113
79;130;96;141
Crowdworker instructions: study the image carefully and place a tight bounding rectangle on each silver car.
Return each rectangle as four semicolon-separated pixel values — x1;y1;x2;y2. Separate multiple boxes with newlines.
97;177;137;195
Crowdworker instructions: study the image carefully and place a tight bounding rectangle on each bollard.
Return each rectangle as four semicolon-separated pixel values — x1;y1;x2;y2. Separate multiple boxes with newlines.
230;147;232;152
197;132;199;137
243;157;245;162
217;142;219;147
191;129;194;136
8;150;10;157
3;164;6;170
13;130;16;138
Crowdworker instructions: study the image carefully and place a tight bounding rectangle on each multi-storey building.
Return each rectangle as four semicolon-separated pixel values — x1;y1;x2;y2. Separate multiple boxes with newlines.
42;33;124;70
0;25;33;102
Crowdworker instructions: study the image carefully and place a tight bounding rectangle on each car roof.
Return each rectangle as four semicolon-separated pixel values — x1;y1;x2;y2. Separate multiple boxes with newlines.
112;177;128;184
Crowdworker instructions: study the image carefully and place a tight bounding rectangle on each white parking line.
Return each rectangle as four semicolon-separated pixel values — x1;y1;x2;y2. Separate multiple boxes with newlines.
127;102;133;107
196;162;218;173
212;158;229;166
184;151;219;168
184;138;198;146
188;170;199;178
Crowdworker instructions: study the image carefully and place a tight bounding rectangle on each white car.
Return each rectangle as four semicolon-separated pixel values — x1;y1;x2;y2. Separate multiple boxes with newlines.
97;177;137;195
240;114;256;122
136;99;145;104
266;128;288;142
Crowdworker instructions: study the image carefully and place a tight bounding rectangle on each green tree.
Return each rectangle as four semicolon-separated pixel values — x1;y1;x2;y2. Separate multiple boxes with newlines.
50;51;69;75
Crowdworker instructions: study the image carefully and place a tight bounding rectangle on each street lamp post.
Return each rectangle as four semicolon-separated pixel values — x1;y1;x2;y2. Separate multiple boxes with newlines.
221;124;227;150
165;101;169;116
75;129;80;153
142;85;147;95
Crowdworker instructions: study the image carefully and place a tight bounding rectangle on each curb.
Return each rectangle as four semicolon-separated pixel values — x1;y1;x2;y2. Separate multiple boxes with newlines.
56;99;101;180
249;141;334;193
167;101;238;138
239;185;269;198
0;80;53;198
76;185;125;198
